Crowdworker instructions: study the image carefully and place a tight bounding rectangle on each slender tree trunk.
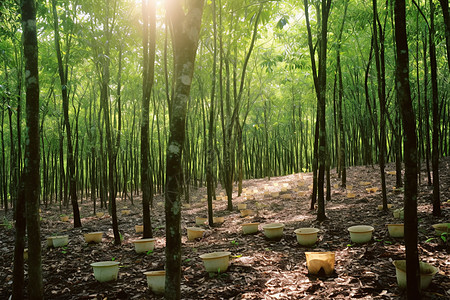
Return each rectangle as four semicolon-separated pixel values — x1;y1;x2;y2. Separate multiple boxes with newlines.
141;0;156;238
395;0;420;298
12;178;25;300
423;33;432;185
429;0;441;217
22;0;43;297
165;2;204;299
372;0;388;210
438;0;450;71
337;0;348;188
304;0;330;220
207;0;218;227
100;2;120;245
51;0;81;227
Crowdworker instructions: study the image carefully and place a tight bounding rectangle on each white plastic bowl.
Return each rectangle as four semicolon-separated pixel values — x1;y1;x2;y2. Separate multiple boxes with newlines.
48;235;69;248
84;232;103;243
199;251;231;273
91;261;120;282
144;270;165;294
262;223;285;240
133;238;156;253
348;225;374;243
393;260;438;289
186;227;205;241
294;228;320;246
387;224;404;238
241;223;259;235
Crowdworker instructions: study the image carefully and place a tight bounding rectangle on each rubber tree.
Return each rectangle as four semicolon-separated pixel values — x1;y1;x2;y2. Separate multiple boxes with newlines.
20;0;43;297
51;0;81;227
207;0;218;226
164;1;204;299
429;0;441;217
395;0;420;297
304;0;331;221
141;0;156;239
372;0;388;211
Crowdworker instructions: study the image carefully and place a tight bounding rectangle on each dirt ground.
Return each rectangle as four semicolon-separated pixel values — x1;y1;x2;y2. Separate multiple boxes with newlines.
1;158;449;299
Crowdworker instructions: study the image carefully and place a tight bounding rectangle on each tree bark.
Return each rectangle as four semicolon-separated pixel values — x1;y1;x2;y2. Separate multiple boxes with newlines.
51;0;81;227
165;1;204;299
141;0;156;239
372;0;388;211
207;0;218;227
395;0;420;298
429;0;441;217
304;0;330;220
337;0;349;188
22;0;43;297
438;0;450;71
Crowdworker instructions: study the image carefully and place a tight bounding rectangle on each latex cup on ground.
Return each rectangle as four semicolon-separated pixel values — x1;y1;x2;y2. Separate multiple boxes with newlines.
305;252;335;276
241;223;259;235
294;228;320;246
432;223;450;236
377;204;394;211
186;227;205;241
262;223;285;240
393;209;404;219
213;216;225;224
91;261;120;282
133;238;156;253
393;260;438;290
144;270;165;295
240;209;253;217
84;232;103;243
199;251;232;273
348;225;374;243
47;235;69;248
237;203;247;210
386;224;404;238
195;216;207;226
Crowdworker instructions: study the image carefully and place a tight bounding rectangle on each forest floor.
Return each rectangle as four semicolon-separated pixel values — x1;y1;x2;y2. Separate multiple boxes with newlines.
1;158;450;300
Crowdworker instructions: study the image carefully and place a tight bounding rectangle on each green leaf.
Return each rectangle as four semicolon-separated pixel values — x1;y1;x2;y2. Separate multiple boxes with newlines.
276;16;289;30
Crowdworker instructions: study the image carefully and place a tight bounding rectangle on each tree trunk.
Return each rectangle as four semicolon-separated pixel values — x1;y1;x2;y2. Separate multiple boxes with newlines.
165;2;204;299
51;0;81;227
100;2;120;245
429;0;441;217
395;0;420;298
304;0;330;220
12;178;25;300
438;0;450;71
22;0;43;297
372;0;388;211
141;0;156;239
207;0;218;227
337;0;348;188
